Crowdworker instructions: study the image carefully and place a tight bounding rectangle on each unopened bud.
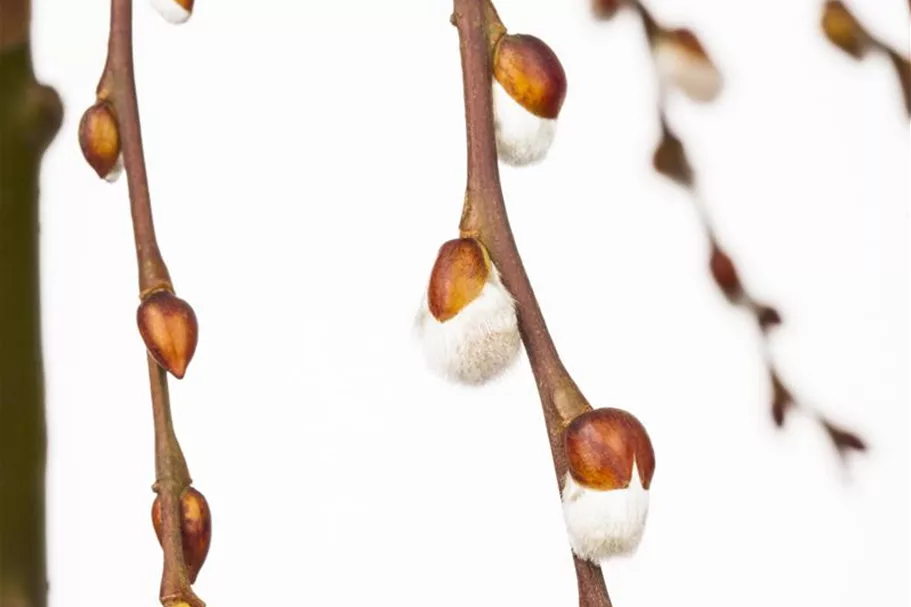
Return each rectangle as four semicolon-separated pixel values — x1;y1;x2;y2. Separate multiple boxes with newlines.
653;28;722;103
592;0;624;20
562;408;655;562
415;237;520;384
151;0;193;24
821;1;868;59
152;487;212;584
709;244;742;302
137;290;199;379
78;102;123;183
652;127;692;186
492;34;567;166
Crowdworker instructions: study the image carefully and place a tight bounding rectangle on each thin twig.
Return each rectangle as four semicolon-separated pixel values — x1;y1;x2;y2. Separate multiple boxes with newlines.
103;0;202;605
452;1;613;605
633;0;866;461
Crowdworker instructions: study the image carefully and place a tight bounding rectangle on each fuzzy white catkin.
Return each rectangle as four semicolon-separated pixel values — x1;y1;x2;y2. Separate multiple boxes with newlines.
561;461;650;563
150;0;191;24
492;79;558;167
103;154;124;183
653;41;722;103
415;263;520;385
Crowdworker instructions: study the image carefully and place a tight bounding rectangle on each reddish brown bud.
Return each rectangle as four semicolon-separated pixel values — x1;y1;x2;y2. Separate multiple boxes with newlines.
652;127;692;186
427;238;491;322
821;1;868;59
709;245;742;301
78;101;122;182
137;290;199;379
493;34;567;119
756;305;782;331
565;408;655;491
152;487;212;584
592;0;624;20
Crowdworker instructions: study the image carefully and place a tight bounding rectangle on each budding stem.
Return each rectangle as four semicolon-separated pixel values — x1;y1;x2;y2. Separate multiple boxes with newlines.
104;0;202;605
452;1;611;605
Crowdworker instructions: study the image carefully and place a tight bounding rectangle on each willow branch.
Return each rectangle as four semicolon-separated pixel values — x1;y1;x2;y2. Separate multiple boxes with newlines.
634;0;866;462
452;1;612;605
0;2;63;605
103;1;201;605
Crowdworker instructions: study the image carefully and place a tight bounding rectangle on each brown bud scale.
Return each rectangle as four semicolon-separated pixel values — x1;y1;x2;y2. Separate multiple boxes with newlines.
710;245;741;300
152;487;212;584
137;290;199;379
427;238;491;322
564;408;655;491
653;129;692;186
78;102;121;179
493;34;567;120
664;28;709;60
821;1;867;59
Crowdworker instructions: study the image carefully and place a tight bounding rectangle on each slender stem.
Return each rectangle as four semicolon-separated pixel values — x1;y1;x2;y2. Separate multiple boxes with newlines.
106;0;173;298
451;2;611;605
104;1;201;605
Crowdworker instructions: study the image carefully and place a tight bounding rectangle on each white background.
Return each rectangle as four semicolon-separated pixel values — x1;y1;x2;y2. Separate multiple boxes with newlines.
31;0;909;605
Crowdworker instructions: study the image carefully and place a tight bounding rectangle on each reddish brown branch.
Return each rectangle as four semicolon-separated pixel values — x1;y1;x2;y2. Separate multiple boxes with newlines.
452;1;612;605
103;0;203;605
635;0;865;462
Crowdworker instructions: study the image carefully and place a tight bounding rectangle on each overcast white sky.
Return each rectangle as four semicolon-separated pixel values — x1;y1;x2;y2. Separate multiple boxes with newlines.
32;0;909;605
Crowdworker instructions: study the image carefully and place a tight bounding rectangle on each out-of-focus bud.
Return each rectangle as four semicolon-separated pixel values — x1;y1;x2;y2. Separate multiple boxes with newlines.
415;237;520;384
151;0;193;24
592;0;624;20
78;101;123;183
755;304;782;331
561;407;655;562
492;34;567;167
652;126;692;186
821;1;868;60
152;487;212;584
770;372;793;427
709;244;742;302
137;290;199;379
652;28;722;103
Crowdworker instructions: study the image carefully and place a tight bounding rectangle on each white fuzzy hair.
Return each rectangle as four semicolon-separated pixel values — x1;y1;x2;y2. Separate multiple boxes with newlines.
415;263;520;385
653;40;722;103
150;0;191;24
561;461;651;563
492;79;558;167
104;153;124;183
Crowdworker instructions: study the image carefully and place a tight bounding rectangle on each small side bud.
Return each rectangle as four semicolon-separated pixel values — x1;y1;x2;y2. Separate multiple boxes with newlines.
709;244;742;302
492;34;567;166
755;304;782;331
770;373;794;428
562;408;655;562
652;127;692;186
415;238;520;384
78;102;123;183
137;290;199;379
151;0;193;24
821;1;868;60
592;0;624;20
653;28;722;103
152;487;212;584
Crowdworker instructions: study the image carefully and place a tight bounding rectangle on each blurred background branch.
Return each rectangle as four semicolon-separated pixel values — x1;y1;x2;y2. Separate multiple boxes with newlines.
0;1;63;606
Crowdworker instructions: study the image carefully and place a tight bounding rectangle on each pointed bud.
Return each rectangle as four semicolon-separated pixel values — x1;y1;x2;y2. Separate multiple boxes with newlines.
770;372;793;427
562;408;655;562
137;290;199;379
755;304;782;331
78;102;123;183
709;244;742;302
821;1;868;60
152;487;212;584
592;0;624;20
415;238;520;384
151;0;193;24
653;28;722;103
652;127;692;186
492;34;567;166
